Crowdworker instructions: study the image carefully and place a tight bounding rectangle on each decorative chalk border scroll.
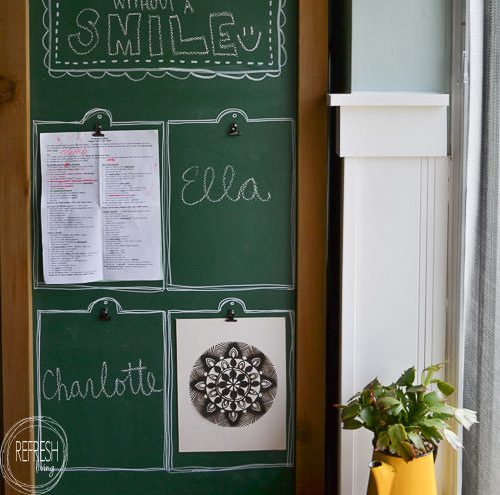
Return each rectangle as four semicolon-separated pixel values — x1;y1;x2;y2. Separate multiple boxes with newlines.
168;297;295;472
32;108;166;292
42;0;287;81
35;297;171;471
166;108;296;291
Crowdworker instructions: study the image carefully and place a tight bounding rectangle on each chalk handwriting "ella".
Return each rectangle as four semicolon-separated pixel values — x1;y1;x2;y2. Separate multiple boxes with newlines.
181;165;271;206
42;359;162;402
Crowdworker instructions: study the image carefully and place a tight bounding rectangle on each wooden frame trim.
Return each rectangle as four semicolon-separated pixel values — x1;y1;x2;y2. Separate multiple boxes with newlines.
0;0;33;493
0;0;329;493
296;0;329;493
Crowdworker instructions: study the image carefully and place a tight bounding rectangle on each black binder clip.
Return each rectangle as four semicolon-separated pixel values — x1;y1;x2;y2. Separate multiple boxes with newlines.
225;309;237;322
228;122;240;137
93;124;104;137
99;307;111;321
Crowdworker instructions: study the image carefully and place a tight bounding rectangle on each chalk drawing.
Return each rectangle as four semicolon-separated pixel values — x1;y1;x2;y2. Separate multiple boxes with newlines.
209;12;237;57
43;0;287;81
107;13;142;56
42;359;163;402
169;15;209;55
180;165;272;206
237;26;262;52
67;9;100;55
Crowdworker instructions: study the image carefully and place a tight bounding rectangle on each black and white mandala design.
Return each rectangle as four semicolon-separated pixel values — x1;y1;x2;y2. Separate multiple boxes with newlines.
189;341;278;427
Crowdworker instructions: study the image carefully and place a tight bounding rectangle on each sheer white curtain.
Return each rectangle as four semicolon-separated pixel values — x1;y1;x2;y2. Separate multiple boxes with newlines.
462;0;500;492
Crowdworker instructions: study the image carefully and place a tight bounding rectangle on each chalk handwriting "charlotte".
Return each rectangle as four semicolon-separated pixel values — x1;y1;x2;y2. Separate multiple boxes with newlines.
42;359;162;401
181;165;271;205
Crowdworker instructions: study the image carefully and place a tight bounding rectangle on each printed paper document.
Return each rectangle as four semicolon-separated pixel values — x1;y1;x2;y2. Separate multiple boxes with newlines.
40;130;162;284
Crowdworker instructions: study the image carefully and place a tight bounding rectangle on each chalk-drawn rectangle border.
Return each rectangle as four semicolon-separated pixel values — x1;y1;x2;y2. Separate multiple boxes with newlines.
42;0;287;81
166;108;296;291
32;108;167;292
166;297;295;472
35;297;172;472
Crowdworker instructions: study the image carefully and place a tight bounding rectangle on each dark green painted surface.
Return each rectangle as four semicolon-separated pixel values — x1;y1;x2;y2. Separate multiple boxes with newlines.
39;303;166;469
30;0;297;493
168;111;295;289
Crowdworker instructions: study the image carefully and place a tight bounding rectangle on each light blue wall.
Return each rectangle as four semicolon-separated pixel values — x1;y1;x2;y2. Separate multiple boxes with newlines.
351;0;451;92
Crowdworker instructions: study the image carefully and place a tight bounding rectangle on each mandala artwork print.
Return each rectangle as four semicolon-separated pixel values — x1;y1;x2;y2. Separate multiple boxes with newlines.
189;341;278;427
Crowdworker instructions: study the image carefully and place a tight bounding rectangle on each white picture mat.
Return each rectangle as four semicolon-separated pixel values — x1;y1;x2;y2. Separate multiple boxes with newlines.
176;317;287;453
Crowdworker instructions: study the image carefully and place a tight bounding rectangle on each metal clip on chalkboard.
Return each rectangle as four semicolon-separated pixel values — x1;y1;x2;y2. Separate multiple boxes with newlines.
99;307;111;321
93;124;105;137
225;309;237;322
228;123;240;137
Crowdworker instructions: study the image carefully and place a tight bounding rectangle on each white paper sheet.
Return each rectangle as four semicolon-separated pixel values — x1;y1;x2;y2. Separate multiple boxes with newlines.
40;130;162;284
176;317;287;453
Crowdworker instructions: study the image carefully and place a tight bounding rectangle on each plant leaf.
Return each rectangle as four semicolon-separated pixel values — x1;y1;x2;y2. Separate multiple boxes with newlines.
427;403;455;416
421;363;445;386
408;401;427;421
423;391;442;406
408;431;426;451
407;385;426;393
423;363;445;373
341;402;361;420
387;423;408;453
434;380;455;396
387;424;415;461
347;392;361;402
361;380;380;405
397;367;416;387
389;403;404;416
455;408;478;430
398;441;417;461
421;418;447;430
342;418;363;430
363;378;381;393
378;397;400;410
419;424;443;444
376;431;390;452
359;407;379;429
422;391;454;416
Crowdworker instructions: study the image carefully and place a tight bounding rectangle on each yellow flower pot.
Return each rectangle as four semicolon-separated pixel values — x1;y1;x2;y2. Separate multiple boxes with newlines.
367;450;437;495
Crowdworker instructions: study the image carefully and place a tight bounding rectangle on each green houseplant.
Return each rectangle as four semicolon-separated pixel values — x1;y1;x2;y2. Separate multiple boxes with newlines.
337;363;478;462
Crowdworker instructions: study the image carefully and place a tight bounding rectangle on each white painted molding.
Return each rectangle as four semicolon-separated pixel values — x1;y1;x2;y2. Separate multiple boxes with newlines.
340;157;450;495
335;92;451;494
329;92;449;157
328;92;450;107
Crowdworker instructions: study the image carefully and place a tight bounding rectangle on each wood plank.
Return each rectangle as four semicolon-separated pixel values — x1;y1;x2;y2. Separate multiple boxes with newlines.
0;0;33;493
296;0;329;493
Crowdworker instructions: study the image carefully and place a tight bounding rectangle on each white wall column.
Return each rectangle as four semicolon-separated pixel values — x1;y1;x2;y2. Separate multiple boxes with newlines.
329;92;451;494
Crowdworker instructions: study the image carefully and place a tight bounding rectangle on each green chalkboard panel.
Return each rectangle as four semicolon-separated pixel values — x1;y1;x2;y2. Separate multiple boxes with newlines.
37;298;167;469
168;109;295;289
31;0;297;491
